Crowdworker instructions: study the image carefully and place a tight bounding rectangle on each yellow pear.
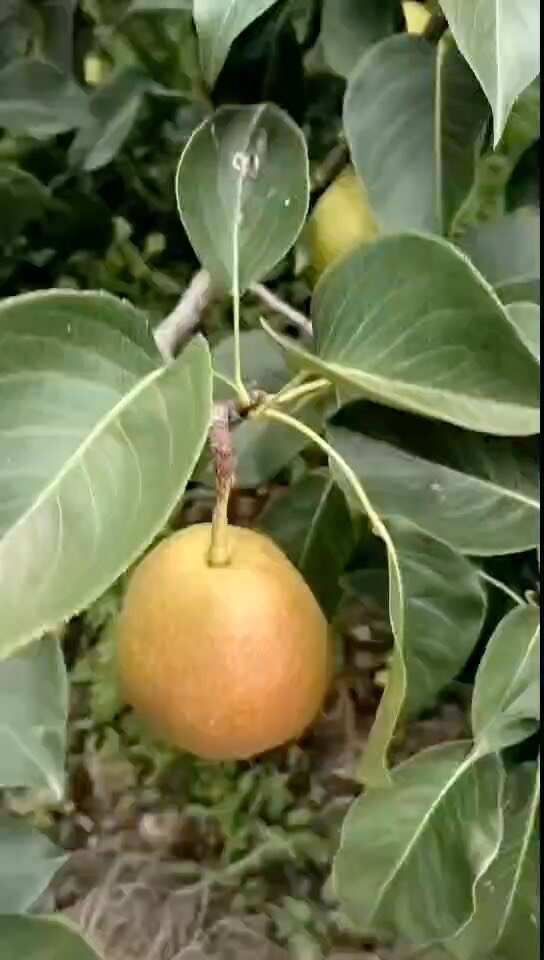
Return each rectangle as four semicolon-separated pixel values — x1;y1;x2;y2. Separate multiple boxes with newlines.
305;166;378;279
117;524;331;760
402;1;432;34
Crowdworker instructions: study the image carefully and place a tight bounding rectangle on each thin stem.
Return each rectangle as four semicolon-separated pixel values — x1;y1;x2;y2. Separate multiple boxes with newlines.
275;377;331;407
479;570;525;607
258;408;396;557
231;278;250;407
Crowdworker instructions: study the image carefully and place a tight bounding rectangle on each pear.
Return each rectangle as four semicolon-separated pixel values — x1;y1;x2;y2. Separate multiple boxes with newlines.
304;166;378;279
117;524;331;760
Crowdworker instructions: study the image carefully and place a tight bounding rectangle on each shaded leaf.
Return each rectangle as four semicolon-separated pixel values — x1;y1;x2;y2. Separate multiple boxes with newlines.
448;762;539;960
0;637;67;798
0;290;212;658
125;0;192;14
344;33;489;234
39;0;78;74
68;68;150;173
458;208;540;304
321;0;399;78
0;914;102;960
0;165;50;244
212;328;288;401
472;604;540;754
0;815;66;913
439;0;540;146
334;508;485;784
194;0;280;88
506;303;540;362
263;234;540;436
258;471;355;616
328;420;539;555
0;59;88;138
176;104;309;293
334;743;504;945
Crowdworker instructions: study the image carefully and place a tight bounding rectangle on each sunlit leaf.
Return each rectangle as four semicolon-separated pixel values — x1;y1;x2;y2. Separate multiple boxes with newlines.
0;914;102;960
439;0;540;146
0;290;212;658
176;104;309;293
0;59;88;138
263;234;540;436
259;470;355;616
328;419;539;555
344;33;489;234
0;815;66;913
0;637;67;798
334;743;504;945
472;604;540;754
194;0;280;87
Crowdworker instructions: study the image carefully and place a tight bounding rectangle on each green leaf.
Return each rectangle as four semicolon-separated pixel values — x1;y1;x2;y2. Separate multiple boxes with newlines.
333;743;504;945
194;0;280;87
39;0;78;75
0;165;50;245
0;815;66;913
212;329;289;401
258;471;355;617
439;0;540;146
176;104;309;293
458;209;540;305
471;604;540;754
506;303;540;362
328;421;539;555
321;0;399;78
343;34;489;234
0;915;102;960
448;762;539;960
0;637;67;798
334;509;485;784
68;68;150;173
0;59;88;138
125;0;192;14
0;290;212;658
263;234;540;436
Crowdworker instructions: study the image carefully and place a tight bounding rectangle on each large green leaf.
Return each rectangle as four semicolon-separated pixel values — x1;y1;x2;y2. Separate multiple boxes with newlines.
439;0;540;146
343;33;489;234
328;421;539;555
334;743;504;945
0;815;66;914
193;0;280;87
0;290;212;658
458;209;540;305
0;915;101;960
506;303;540;362
263;234;540;435
258;470;356;616
335;512;485;784
68;68;150;173
176;104;309;293
471;604;540;754
0;165;50;245
0;59;89;138
448;762;539;960
321;0;399;78
0;637;67;798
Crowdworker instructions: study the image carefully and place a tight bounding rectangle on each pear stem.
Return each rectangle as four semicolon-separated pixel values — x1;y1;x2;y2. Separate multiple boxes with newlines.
208;403;235;567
